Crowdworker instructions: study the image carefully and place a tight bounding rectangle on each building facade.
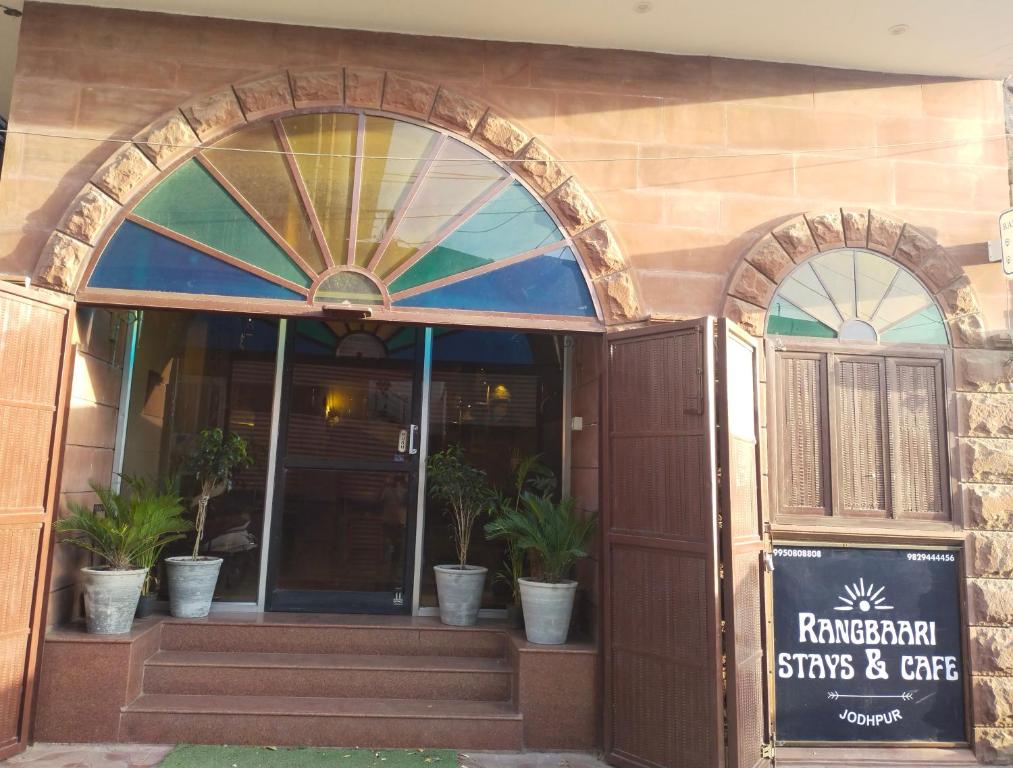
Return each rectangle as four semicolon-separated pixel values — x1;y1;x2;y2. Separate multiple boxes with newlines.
0;2;1012;765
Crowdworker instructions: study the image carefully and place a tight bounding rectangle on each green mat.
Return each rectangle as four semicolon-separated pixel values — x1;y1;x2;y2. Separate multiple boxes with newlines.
159;746;458;768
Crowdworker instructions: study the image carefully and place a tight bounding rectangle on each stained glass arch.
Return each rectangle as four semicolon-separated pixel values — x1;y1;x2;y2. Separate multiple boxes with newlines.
80;110;601;325
766;248;949;345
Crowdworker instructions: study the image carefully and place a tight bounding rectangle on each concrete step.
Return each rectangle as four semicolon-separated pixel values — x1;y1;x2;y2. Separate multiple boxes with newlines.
120;694;524;749
159;617;508;658
142;650;513;701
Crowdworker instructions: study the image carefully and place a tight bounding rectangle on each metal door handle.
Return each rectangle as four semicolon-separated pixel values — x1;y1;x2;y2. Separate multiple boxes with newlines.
408;424;419;455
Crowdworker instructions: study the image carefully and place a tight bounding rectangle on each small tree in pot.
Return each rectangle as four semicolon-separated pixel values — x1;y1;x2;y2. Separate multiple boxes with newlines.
165;428;252;618
486;493;597;644
55;480;190;634
427;445;495;626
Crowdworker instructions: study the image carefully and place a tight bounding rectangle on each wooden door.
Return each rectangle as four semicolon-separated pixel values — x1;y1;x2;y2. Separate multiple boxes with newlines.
716;320;770;768
0;282;73;760
603;319;724;768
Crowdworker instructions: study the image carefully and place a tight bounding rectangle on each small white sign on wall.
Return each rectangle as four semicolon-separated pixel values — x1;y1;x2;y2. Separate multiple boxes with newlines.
999;208;1013;276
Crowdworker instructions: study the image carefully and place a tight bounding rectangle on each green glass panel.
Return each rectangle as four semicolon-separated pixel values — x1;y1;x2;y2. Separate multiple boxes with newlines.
354;117;439;268
204;123;325;273
388;182;561;293
776;263;841;331
374;139;507;278
881;305;948;345
316;270;383;305
133;160;311;287
285;113;357;261
767;295;837;338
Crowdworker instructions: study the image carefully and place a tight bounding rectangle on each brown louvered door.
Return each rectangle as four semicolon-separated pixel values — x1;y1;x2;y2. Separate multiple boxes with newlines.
603;318;724;768
0;283;73;760
775;352;831;519
716;320;769;768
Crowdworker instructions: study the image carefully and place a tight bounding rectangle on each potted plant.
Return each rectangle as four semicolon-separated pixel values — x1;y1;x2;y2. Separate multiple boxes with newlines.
426;445;495;626
486;493;597;644
489;455;556;628
54;480;190;634
166;428;252;618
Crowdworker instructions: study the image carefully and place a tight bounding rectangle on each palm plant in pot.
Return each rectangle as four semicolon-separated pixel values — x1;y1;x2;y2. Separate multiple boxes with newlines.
166;428;252;618
54;480;190;634
486;493;597;644
426;445;496;626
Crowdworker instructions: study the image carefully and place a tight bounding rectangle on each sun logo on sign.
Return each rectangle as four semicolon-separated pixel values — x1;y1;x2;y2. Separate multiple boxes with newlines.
834;578;893;612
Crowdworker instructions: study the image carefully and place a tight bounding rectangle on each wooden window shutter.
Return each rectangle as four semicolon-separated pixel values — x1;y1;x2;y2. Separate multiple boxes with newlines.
886;358;948;521
833;356;889;518
776;353;829;517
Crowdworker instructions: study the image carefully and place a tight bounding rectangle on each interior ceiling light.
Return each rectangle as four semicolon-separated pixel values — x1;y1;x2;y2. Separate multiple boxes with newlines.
633;1;652;13
888;23;909;36
1;4;21;16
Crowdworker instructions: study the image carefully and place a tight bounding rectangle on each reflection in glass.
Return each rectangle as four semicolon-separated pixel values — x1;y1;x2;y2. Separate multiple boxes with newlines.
315;270;384;305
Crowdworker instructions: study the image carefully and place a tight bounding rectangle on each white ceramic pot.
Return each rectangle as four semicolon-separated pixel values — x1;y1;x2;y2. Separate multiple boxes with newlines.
80;567;147;634
165;556;222;618
434;564;487;626
519;577;577;645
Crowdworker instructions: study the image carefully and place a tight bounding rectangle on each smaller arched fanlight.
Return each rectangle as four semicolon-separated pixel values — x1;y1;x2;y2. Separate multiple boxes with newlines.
766;249;948;345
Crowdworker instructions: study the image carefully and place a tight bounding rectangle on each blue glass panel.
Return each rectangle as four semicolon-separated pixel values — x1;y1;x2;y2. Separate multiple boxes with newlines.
89;220;303;300
431;330;534;364
394;247;594;317
880;305;949;345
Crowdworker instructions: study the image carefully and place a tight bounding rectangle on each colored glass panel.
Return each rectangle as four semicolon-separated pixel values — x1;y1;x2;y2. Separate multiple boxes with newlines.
316;271;384;305
388;182;562;293
203;123;325;273
395;247;595;317
374;139;507;278
90;220;303;300
766;296;837;338
811;250;856;319
354;117;439;267
133;160;310;287
776;263;842;330
285;113;357;260
855;249;898;320
880;305;948;344
869;270;934;331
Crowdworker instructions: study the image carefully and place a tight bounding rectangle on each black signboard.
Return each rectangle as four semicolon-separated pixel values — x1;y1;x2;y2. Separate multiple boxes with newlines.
773;545;965;743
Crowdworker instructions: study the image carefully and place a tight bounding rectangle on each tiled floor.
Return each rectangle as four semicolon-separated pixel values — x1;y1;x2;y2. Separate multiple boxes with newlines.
3;746;610;768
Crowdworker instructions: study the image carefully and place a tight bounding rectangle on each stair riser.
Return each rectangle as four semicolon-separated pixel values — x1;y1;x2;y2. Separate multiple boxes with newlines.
119;712;523;749
143;665;511;701
160;625;506;658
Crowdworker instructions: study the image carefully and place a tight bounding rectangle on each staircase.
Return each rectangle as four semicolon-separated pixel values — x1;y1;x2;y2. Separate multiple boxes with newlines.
119;616;524;749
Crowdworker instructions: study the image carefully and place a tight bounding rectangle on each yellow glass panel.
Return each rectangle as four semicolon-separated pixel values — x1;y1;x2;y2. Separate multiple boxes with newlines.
354;117;439;268
777;263;843;331
284;113;358;262
811;250;856;320
204;124;325;273
870;270;933;332
374;139;507;278
855;249;900;320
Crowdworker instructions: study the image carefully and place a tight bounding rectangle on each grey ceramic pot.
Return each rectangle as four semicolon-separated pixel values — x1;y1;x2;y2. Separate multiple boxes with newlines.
81;567;146;634
434;564;487;626
165;556;222;618
519;577;577;645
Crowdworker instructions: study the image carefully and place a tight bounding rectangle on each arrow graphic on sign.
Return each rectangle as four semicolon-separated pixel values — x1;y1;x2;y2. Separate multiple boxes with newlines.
827;691;914;701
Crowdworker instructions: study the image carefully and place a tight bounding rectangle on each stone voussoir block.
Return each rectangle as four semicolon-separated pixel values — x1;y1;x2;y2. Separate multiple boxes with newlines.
58;184;119;246
745;233;794;283
515;139;569;196
971;627;1013;674
841;207;869;247
547;178;601;235
964;484;1013;531
975;677;1013;727
866;210;904;255
951;313;987;349
805;211;846;251
963;439;1013;484
723;296;766;337
969;578;1013;626
134;111;200;169
429;87;487;135
289;68;345;108
35;232;92;293
593;270;646;325
956;350;1013;393
972;532;1013;578
181;88;246;141
937;277;981;322
893;225;962;292
729;260;776;307
91;143;158;204
961;393;1013;438
344;68;385;109
574;222;626;279
382;73;438;119
474;110;529;158
233;73;294;119
772;216;818;263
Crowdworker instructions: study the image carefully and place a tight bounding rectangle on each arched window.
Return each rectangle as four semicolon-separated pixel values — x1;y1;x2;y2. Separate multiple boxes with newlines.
82;113;598;322
767;249;947;345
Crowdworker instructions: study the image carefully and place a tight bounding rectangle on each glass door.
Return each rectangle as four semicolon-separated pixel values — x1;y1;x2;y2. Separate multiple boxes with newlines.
265;321;423;613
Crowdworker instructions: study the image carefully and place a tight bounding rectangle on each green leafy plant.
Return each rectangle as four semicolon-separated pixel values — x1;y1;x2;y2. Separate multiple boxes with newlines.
489;455;557;603
426;445;496;568
485;493;597;584
185;428;253;559
54;478;191;574
121;474;189;594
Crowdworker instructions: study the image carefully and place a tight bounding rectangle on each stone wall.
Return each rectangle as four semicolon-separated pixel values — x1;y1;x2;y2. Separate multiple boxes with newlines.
958;349;1013;764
